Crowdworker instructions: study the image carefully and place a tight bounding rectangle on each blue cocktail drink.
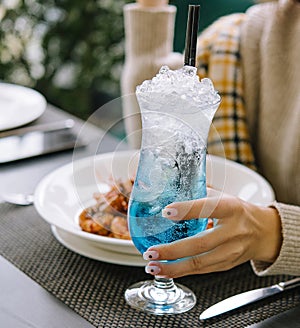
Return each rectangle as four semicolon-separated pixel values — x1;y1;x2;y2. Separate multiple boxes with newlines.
129;147;207;255
124;65;220;315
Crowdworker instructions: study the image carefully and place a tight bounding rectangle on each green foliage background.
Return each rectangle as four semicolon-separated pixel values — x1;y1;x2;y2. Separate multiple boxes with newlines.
0;0;131;119
0;0;254;120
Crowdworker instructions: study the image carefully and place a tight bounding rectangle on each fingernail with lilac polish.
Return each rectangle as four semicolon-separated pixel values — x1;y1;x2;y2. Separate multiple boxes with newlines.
143;250;159;260
162;207;178;218
145;265;161;275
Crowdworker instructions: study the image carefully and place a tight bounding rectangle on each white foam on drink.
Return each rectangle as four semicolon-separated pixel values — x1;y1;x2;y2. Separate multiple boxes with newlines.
136;65;220;113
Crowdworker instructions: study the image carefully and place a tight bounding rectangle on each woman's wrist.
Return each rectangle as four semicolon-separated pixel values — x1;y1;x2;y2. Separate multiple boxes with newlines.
255;206;282;263
137;0;168;7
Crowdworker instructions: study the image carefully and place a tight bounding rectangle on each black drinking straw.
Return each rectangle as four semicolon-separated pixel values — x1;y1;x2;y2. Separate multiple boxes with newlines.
184;5;200;67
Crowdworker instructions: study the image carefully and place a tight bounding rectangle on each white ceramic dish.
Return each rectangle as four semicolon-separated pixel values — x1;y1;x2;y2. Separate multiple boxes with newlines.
51;226;145;267
0;82;47;131
34;150;275;257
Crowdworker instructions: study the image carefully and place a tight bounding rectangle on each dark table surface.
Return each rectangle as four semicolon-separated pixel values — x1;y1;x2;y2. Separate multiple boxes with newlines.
248;305;300;328
0;104;126;327
0;105;299;328
0;104;125;202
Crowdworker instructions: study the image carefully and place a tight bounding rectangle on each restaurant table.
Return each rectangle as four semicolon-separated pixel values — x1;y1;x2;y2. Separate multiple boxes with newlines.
1;105;300;328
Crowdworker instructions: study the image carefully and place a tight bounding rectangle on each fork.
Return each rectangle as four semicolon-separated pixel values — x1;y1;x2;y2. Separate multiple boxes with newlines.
1;193;34;206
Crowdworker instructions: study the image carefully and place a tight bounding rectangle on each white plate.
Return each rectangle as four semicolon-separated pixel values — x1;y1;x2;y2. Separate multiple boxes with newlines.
35;150;141;256
34;150;275;258
0;83;47;131
51;226;145;267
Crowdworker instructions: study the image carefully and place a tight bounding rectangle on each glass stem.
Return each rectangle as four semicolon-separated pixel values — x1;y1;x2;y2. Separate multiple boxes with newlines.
154;276;176;289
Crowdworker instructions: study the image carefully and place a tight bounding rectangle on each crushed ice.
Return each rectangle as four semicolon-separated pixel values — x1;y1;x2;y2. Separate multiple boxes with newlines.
136;65;220;110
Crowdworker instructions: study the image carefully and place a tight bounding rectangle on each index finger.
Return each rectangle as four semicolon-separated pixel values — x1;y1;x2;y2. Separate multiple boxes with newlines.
162;195;235;220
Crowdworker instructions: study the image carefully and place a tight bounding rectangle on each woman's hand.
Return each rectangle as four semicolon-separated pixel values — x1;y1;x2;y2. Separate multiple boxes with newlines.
143;189;282;278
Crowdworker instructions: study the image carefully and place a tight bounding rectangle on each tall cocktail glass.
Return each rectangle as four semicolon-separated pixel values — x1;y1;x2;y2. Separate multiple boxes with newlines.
124;65;220;315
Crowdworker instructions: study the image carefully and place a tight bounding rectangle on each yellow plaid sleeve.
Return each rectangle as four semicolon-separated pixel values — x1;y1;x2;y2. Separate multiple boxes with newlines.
196;14;256;170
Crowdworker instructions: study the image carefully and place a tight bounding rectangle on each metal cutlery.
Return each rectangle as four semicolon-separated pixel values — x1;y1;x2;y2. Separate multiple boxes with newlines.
200;277;300;320
1;193;34;206
0;119;75;138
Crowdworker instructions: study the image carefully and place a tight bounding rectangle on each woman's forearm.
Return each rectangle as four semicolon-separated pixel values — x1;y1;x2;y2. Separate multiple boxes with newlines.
251;202;300;276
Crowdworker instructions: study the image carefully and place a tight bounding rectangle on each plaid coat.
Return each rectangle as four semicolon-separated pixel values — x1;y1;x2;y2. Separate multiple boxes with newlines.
196;14;256;170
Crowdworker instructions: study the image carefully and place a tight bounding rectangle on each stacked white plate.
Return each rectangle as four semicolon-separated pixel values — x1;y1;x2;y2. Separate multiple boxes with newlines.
34;150;275;267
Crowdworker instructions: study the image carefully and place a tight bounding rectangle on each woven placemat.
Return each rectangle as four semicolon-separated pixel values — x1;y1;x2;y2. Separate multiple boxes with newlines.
0;203;299;328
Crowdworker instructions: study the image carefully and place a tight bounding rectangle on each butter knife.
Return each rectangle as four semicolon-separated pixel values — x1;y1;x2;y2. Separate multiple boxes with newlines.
0;119;75;138
200;277;300;320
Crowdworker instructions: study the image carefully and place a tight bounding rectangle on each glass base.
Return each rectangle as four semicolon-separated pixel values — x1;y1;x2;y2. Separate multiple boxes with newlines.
124;279;196;315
